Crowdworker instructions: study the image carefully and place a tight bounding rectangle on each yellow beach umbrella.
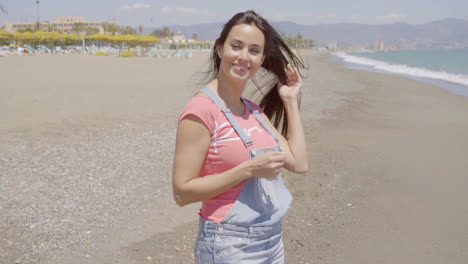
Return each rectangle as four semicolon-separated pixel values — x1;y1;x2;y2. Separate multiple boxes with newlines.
48;31;59;40
19;31;40;45
0;29;13;40
56;33;68;43
33;30;47;43
86;33;99;41
144;35;160;43
71;33;81;41
93;33;110;42
46;31;59;48
20;31;32;41
111;34;125;44
123;34;138;45
103;34;113;43
13;32;22;43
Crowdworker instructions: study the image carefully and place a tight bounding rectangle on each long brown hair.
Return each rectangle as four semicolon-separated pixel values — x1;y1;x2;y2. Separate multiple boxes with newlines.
209;10;306;137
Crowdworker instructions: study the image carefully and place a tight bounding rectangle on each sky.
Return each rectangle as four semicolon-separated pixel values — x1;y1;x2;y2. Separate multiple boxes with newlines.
1;0;468;28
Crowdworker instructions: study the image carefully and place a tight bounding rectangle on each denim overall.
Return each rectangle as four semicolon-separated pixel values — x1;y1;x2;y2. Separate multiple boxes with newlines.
194;88;293;264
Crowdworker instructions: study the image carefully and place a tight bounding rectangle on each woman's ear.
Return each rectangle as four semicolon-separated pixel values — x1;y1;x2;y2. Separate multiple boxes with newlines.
217;45;224;59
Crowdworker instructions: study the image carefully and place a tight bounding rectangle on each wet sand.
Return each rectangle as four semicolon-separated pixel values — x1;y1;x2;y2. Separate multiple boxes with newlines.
1;51;467;263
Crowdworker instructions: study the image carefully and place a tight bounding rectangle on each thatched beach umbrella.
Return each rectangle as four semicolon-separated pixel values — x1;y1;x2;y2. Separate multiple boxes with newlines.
12;32;22;46
87;33;102;41
138;35;160;44
123;34;138;47
56;33;68;44
135;35;159;52
69;34;78;44
0;29;12;41
111;34;125;44
44;31;59;50
33;30;46;45
20;31;37;45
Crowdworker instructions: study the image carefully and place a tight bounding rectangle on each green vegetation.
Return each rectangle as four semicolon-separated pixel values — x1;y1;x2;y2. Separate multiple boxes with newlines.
151;27;171;38
282;32;315;49
101;22;117;35
138;25;143;35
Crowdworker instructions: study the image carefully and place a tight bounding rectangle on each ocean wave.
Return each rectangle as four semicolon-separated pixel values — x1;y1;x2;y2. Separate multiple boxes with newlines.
333;52;468;87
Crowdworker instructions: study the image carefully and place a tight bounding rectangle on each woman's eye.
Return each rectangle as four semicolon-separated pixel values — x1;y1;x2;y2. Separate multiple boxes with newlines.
231;44;240;49
251;49;260;54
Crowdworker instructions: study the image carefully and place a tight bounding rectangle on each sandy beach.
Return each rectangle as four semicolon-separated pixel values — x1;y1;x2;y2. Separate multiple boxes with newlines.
1;51;467;264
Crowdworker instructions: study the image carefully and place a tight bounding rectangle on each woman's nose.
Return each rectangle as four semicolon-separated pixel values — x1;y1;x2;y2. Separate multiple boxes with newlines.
238;48;249;61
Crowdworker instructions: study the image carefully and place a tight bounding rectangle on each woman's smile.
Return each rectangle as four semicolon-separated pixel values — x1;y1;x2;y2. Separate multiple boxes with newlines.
232;63;250;74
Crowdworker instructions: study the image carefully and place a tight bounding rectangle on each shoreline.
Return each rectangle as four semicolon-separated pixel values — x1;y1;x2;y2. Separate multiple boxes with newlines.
331;49;468;97
1;51;467;263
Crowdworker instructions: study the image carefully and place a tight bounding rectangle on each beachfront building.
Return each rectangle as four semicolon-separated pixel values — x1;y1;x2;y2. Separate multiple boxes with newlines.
370;40;385;50
162;30;213;50
166;30;194;44
2;16;115;34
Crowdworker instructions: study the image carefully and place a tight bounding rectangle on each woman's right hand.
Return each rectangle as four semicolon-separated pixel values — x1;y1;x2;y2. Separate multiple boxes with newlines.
244;151;287;179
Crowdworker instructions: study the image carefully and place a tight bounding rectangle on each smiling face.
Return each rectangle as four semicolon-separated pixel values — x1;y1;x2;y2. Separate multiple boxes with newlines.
217;24;265;83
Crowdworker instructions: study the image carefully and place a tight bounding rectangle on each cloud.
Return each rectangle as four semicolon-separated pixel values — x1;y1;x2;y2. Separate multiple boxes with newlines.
120;3;152;11
161;7;209;16
376;13;408;21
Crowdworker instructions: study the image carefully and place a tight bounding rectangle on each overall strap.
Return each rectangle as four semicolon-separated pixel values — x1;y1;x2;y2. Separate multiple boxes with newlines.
241;98;280;144
196;88;253;147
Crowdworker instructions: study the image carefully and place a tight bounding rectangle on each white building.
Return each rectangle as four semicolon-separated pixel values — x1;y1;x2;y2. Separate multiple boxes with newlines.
167;31;195;43
2;16;115;34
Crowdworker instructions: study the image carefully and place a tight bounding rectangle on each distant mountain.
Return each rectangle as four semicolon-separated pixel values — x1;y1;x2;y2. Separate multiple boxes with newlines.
144;18;468;49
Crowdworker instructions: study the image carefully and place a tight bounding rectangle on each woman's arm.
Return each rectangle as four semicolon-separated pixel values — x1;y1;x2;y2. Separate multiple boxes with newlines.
264;64;309;174
172;116;286;207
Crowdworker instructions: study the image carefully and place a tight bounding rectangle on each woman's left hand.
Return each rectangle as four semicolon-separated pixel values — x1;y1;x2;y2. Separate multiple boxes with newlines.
277;64;302;102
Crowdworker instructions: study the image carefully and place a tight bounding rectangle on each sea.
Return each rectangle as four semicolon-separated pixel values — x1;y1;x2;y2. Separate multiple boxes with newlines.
332;48;468;97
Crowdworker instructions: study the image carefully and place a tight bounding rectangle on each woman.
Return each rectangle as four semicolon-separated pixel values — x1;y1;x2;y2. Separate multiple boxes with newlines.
172;10;308;263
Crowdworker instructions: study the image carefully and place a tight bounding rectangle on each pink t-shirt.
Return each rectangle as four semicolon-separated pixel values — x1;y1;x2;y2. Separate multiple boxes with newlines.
178;95;278;223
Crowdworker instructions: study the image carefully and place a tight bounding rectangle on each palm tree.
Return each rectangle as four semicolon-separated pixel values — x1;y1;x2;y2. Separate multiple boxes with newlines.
47;24;56;32
297;33;304;48
84;27;99;36
101;22;111;34
162;27;170;38
0;3;7;15
72;22;85;35
138;24;143;35
151;26;171;39
120;26;136;35
34;22;41;32
108;24;119;36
